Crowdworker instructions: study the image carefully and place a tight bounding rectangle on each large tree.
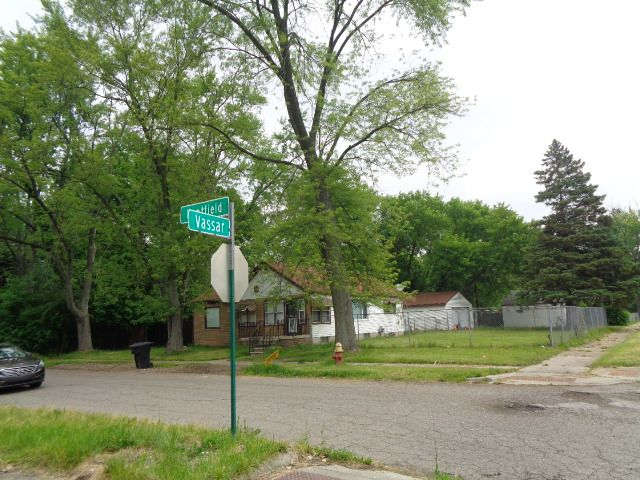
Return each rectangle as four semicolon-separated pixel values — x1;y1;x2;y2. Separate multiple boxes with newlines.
524;140;638;306
611;208;640;311
195;0;468;350
63;0;268;350
0;24;103;351
379;192;530;307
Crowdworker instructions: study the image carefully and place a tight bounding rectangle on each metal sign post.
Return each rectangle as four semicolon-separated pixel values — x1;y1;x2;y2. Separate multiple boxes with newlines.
228;201;237;436
179;195;247;438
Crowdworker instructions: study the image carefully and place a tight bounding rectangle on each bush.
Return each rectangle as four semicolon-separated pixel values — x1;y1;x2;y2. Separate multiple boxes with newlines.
606;307;630;326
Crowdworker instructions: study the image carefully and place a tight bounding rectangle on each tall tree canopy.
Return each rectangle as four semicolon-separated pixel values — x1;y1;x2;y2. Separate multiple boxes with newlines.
0;24;102;351
61;0;270;350
611;208;640;310
195;0;469;350
524;140;639;306
380;192;530;307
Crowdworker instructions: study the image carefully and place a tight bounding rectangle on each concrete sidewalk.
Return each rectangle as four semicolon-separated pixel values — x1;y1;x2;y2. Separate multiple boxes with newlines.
488;322;640;385
270;465;423;480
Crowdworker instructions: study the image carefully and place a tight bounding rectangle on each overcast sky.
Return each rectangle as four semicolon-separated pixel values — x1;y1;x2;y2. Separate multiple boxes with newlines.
3;0;639;220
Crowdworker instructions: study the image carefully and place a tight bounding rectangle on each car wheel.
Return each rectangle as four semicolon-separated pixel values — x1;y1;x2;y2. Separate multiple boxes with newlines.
30;382;42;388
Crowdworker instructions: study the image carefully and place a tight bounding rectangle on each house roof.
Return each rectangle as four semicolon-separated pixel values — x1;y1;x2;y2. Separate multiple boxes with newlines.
266;263;400;299
265;262;328;295
193;291;253;306
194;291;221;303
403;291;459;308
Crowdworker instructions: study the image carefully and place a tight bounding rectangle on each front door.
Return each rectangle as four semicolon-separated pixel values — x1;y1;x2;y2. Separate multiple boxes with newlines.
285;301;298;336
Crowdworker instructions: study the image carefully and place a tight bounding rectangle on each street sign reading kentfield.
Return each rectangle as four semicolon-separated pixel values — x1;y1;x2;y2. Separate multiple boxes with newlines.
187;210;230;238
180;197;229;224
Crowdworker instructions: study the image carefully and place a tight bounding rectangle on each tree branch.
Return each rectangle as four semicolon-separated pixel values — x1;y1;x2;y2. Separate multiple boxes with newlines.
193;121;305;170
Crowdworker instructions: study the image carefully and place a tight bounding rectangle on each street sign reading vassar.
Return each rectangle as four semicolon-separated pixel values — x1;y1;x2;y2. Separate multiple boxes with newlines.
187;210;230;238
180;197;229;224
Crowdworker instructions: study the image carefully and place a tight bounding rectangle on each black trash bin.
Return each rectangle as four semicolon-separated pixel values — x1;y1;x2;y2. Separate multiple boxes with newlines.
129;341;154;369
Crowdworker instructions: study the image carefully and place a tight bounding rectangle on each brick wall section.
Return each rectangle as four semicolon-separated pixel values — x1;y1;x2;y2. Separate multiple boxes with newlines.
194;302;230;347
193;299;313;347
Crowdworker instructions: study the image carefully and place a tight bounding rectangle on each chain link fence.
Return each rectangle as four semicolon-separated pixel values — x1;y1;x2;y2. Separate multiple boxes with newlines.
400;305;608;347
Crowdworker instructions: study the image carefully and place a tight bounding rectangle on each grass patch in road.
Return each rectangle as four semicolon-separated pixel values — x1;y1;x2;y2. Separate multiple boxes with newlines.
44;345;242;367
592;330;640;367
0;406;284;479
243;362;509;382
295;439;373;466
272;327;615;367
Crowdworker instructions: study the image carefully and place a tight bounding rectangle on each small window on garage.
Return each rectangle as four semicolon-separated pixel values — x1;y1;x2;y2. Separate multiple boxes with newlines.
205;307;220;329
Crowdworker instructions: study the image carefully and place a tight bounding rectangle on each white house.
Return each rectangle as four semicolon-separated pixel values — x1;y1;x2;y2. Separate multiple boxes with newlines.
403;291;474;330
241;263;404;344
311;300;405;343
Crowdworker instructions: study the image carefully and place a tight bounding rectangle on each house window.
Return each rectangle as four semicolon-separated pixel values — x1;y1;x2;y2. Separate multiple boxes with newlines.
312;306;331;324
205;307;220;329
296;299;306;324
352;301;368;319
237;308;256;326
383;303;397;314
265;302;284;325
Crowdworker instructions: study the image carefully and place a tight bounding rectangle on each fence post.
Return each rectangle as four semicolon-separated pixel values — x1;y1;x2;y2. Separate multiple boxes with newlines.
547;307;553;347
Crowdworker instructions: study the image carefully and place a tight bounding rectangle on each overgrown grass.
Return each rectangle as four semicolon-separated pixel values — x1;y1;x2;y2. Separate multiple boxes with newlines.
592;330;640;367
0;406;285;479
271;327;615;367
295;439;373;465
243;362;509;382
44;345;243;367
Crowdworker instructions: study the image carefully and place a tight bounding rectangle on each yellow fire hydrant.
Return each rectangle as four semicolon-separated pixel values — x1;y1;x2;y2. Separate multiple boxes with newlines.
332;342;344;364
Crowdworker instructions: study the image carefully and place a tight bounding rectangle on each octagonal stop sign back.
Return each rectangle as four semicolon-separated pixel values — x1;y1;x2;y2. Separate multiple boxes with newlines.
210;244;249;302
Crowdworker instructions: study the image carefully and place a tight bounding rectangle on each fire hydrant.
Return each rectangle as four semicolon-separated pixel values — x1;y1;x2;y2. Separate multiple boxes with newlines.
332;342;344;364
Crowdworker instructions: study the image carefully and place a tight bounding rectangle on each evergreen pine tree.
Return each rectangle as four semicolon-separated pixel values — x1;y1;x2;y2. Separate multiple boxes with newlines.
526;140;638;306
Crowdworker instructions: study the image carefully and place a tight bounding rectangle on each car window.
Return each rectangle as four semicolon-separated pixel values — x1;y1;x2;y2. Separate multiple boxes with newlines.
0;347;28;360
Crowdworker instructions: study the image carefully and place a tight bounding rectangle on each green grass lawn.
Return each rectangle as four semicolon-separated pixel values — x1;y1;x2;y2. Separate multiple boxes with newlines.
592;330;640;367
0;406;284;479
243;362;509;382
271;327;615;367
44;345;242;367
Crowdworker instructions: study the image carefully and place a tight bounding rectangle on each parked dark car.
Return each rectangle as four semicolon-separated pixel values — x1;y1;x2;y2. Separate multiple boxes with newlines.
0;344;45;390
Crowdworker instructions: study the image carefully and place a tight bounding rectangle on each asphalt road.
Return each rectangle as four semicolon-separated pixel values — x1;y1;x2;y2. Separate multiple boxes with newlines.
1;369;639;480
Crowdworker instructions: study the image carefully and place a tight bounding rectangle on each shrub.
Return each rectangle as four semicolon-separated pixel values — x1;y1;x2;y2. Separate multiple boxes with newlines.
606;307;630;326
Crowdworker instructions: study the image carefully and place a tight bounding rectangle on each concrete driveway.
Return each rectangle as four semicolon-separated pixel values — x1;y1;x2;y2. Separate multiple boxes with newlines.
1;369;639;480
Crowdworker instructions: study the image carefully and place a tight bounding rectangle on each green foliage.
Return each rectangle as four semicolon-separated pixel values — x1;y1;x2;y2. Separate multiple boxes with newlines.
605;307;630;326
379;191;530;306
524;140;640;307
259;167;397;300
1;0;470;351
0;268;75;354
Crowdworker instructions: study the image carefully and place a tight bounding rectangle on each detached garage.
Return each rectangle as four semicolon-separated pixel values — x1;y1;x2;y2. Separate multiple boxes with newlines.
403;291;474;330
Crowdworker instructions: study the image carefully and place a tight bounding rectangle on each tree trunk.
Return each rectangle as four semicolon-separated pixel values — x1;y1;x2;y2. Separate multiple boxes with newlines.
317;181;357;351
166;272;184;351
76;313;93;352
60;227;96;352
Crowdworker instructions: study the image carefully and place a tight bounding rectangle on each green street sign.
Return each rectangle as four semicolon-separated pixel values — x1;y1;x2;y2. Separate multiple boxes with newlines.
187;210;230;238
180;197;229;224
